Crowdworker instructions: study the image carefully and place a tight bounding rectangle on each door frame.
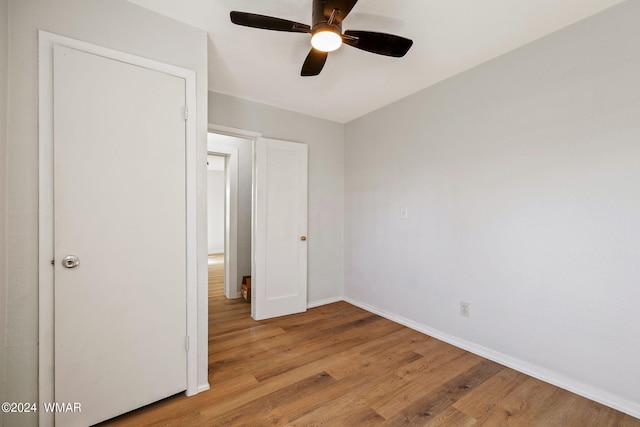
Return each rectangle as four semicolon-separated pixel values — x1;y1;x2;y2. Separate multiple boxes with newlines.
38;31;199;426
206;148;238;298
207;124;260;301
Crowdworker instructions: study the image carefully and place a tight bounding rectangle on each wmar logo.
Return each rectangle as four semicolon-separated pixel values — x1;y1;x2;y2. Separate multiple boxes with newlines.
42;402;82;413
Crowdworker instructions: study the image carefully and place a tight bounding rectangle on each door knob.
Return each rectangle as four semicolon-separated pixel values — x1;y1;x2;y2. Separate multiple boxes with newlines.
300;236;307;241
62;255;80;269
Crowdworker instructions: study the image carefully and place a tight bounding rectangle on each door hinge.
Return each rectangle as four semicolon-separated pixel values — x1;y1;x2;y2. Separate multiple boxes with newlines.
185;335;190;352
184;106;188;121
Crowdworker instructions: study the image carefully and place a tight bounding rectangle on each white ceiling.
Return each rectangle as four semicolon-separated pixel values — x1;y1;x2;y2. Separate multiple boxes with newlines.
128;0;624;123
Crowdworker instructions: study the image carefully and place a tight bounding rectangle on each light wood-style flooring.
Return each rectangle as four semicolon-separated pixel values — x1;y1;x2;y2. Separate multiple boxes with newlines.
101;297;639;426
208;253;224;298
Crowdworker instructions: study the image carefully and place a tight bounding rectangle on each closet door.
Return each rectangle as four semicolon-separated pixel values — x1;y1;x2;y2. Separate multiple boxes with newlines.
53;44;187;426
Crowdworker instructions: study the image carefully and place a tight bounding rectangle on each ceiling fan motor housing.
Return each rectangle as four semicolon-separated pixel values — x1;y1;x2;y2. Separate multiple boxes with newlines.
312;22;342;37
312;0;342;34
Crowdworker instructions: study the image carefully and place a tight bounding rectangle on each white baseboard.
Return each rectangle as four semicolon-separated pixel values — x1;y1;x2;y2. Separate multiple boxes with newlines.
307;296;344;309
196;382;210;394
343;296;640;420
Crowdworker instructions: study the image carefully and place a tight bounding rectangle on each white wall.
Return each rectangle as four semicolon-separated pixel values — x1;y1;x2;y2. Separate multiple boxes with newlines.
207;133;253;290
0;0;9;423
207;169;225;254
209;92;344;306
344;1;640;417
4;1;208;424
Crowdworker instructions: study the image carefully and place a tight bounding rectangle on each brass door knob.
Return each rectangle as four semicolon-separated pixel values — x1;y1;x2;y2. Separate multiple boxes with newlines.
300;236;307;241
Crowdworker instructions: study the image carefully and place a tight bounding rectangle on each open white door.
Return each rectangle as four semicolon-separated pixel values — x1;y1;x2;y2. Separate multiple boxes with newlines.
253;138;308;320
52;44;187;426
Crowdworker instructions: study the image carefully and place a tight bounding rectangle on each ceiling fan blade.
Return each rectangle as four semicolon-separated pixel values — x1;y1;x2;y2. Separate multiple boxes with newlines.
230;11;311;33
343;30;413;57
324;0;359;23
301;48;328;76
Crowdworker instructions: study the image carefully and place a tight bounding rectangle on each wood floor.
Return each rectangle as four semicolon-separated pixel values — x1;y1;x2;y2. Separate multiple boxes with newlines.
208;253;224;298
101;298;639;426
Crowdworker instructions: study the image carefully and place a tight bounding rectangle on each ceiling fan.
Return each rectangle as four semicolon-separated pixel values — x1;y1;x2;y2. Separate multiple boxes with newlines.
230;0;413;76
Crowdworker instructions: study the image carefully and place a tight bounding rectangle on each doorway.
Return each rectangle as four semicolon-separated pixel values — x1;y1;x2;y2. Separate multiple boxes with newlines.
207;154;226;298
206;130;309;321
207;132;254;304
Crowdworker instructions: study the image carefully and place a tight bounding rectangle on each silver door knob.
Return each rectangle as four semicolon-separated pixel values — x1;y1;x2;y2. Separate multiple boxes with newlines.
62;255;80;269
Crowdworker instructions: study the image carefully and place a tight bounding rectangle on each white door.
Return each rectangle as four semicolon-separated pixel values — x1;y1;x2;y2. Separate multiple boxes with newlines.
53;45;187;426
253;138;308;320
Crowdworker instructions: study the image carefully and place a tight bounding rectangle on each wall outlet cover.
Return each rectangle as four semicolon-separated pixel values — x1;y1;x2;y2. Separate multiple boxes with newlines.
460;301;470;317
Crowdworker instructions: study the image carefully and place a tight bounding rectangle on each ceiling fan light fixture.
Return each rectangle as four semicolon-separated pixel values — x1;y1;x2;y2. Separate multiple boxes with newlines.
230;0;414;76
311;30;342;52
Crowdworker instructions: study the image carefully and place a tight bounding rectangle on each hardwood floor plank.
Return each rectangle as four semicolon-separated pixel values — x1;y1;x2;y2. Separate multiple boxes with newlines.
249;315;388;382
284;348;438;425
207;316;397;385
476;376;560;426
452;366;529;421
263;349;419;423
206;372;336;426
529;388;594;426
339;407;387;426
208;306;375;364
352;326;426;358
196;370;327;421
372;351;481;419
424;407;478;427
393;344;469;382
207;254;224;298
383;360;503;426
285;372;405;426
570;396;640;427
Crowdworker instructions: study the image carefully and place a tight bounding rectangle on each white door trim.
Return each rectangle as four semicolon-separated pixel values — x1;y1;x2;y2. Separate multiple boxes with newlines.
38;31;199;426
206;147;239;298
208;124;261;140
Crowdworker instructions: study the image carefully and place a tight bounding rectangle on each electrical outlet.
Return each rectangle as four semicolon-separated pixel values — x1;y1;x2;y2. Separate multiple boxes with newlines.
460;301;470;317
